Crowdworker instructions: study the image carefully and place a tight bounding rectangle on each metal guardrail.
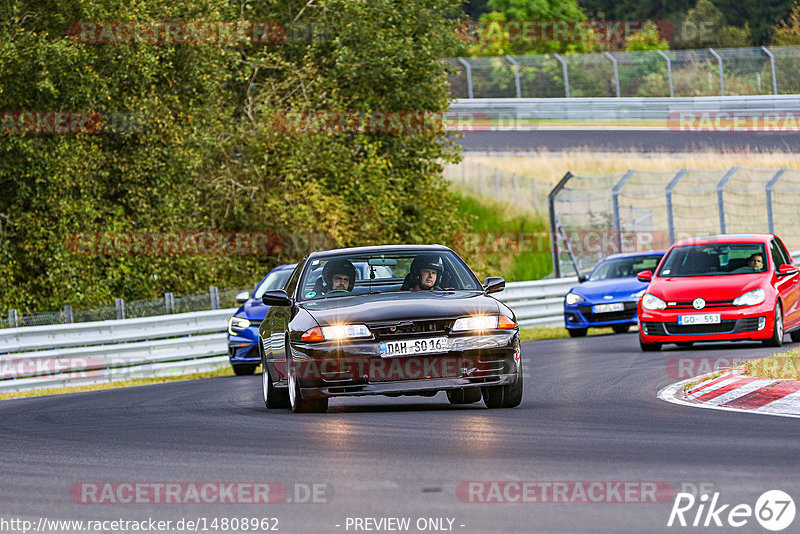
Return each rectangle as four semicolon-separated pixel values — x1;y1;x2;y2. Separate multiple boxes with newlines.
450;95;800;121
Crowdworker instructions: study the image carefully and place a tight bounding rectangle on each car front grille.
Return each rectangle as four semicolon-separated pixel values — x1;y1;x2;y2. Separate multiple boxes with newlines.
579;302;637;323
643;317;765;336
369;320;450;339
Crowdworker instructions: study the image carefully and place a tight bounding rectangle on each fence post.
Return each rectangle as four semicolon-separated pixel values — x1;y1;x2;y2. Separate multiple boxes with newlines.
612;170;636;253
506;55;522;98
8;309;17;328
553;53;570;98
766;168;788;234
656;50;674;98
210;286;220;310
64;305;73;324
709;48;725;96
604;52;621;97
717;167;739;233
761;46;778;95
548;172;575;278
115;298;126;320
457;57;474;99
665;169;688;244
164;292;174;314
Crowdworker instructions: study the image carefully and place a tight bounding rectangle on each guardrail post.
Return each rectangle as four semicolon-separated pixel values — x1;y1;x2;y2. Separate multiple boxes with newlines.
115;298;126;320
548;172;575;278
761;46;778;95
604;52;621;98
657;50;674;98
717;167;739;233
612;170;636;252
709;48;725;96
8;309;17;328
766;168;787;234
64;305;73;324
210;286;220;310
456;57;474;99
553;53;570;98
164;292;174;314
665;169;688;244
505;55;522;98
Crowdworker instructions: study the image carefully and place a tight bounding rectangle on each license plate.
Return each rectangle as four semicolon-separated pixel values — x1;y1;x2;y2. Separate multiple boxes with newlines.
678;314;721;325
592;302;625;314
380;337;449;358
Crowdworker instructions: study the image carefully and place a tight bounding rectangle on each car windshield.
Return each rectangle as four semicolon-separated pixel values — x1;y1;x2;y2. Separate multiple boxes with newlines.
588;254;663;281
297;250;482;301
254;268;294;299
657;243;768;277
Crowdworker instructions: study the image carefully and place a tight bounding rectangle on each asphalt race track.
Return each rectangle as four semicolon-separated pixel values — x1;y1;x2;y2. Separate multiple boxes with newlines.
1;334;799;533
457;129;800;152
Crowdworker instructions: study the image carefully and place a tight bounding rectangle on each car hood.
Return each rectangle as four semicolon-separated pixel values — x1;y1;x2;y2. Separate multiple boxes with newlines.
298;291;500;326
570;278;646;301
649;274;765;301
235;298;268;321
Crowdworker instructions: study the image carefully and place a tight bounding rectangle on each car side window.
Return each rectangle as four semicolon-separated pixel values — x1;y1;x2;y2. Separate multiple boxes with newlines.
775;238;792;266
770;241;784;271
284;260;305;298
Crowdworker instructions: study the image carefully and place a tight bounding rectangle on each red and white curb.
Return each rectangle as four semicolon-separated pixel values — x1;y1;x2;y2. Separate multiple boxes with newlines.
658;369;800;419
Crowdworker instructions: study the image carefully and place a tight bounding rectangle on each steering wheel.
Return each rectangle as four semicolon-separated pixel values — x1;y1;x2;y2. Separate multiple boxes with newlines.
323;289;350;297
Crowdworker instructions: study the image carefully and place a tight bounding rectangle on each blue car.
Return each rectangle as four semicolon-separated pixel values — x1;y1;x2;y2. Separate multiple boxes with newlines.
563;251;664;337
228;264;297;375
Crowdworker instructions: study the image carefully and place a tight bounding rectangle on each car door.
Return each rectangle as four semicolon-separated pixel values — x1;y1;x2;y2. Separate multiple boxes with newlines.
266;261;304;381
772;238;800;328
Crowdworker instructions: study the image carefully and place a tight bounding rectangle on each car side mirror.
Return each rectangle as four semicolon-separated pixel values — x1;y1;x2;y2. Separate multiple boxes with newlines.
235;291;250;304
636;270;652;282
483;277;505;294
261;290;292;307
778;264;798;276
577;273;587;283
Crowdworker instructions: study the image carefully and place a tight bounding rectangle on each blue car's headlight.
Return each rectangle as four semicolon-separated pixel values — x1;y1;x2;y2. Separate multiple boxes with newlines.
565;293;585;305
632;289;646;299
733;288;765;306
228;316;251;335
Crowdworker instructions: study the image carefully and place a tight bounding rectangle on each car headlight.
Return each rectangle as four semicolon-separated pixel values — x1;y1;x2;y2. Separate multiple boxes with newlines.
733;288;765;306
301;325;372;342
642;293;667;311
565;293;585;305
451;315;516;332
228;316;250;335
632;289;646;299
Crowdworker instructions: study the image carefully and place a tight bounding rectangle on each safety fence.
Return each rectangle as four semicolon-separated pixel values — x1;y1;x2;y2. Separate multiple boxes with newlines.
0;279;578;393
446;46;800;99
444;159;549;213
548;167;800;277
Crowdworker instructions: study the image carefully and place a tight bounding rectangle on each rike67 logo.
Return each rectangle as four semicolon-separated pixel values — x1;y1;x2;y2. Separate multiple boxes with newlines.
668;490;795;530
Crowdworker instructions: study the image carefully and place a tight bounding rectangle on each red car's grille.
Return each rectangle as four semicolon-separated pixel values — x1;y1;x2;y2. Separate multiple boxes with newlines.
643;317;763;336
667;300;734;309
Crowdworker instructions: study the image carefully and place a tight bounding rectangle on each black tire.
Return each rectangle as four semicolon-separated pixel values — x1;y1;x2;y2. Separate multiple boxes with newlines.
447;387;482;405
763;303;784;347
790;329;800;343
612;324;630;334
568;328;587;338
639;337;662;352
261;342;289;409
233;364;257;376
482;362;523;409
288;362;328;413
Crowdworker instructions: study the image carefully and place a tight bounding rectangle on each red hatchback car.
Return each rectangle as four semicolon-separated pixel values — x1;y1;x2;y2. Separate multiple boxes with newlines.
637;234;800;351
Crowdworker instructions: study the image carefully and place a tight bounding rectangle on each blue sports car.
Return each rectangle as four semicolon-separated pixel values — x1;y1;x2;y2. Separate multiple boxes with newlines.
563;251;664;337
228;263;297;375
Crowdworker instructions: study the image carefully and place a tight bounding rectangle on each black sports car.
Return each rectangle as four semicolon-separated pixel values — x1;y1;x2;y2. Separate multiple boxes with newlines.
258;244;523;413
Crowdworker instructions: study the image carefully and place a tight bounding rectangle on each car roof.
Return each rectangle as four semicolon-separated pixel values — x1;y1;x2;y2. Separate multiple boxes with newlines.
671;234;775;247
307;244;451;259
272;263;297;271
598;250;666;261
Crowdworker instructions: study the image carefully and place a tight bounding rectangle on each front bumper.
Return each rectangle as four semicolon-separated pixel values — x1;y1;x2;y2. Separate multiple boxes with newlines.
228;326;261;364
639;303;772;343
280;331;521;399
564;300;638;329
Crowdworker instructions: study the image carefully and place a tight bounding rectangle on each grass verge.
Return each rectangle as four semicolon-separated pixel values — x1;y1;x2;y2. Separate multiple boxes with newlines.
0;365;237;400
739;348;800;380
519;326;615;342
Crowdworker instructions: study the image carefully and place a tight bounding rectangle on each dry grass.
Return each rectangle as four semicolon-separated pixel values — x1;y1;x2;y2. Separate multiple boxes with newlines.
459;151;800;186
0;365;237;400
740;349;800;380
519;326;615;341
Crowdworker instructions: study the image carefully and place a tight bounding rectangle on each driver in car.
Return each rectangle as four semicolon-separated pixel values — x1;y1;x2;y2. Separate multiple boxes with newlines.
403;254;444;291
314;258;356;295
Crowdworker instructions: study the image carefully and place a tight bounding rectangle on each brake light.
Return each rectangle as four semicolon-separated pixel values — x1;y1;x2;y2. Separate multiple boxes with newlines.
300;327;324;342
498;315;516;329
